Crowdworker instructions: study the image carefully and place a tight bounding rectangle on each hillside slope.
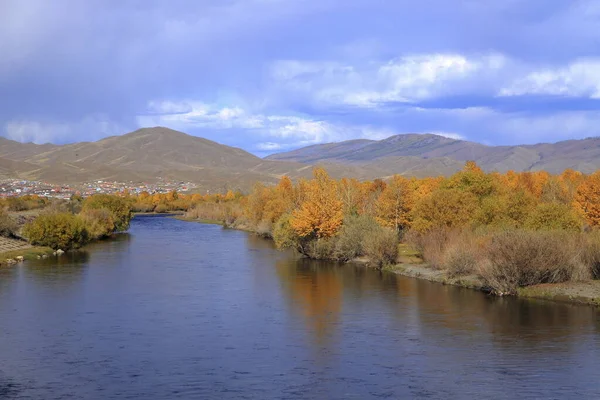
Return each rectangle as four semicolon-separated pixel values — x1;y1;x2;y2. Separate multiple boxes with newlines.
267;134;600;174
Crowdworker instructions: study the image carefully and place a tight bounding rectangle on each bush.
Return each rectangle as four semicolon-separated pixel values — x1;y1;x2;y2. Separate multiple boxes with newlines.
80;208;115;239
82;194;133;232
132;202;155;213
578;232;600;280
6;195;48;211
478;230;578;294
154;204;169;213
334;215;380;261
0;210;18;238
22;212;89;250
363;227;399;267
273;214;300;250
305;238;336;260
444;243;480;278
405;228;452;269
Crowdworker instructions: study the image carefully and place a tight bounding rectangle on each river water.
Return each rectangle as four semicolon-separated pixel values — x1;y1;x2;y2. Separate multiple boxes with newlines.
0;215;598;399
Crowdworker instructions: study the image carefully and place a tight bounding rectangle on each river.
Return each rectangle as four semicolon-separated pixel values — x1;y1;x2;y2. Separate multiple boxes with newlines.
0;215;598;399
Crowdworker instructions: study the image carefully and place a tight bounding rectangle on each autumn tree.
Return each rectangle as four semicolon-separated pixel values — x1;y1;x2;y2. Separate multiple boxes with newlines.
411;188;478;232
445;161;496;199
375;175;414;232
574;172;600;227
22;213;88;250
82;194;133;232
291;168;343;239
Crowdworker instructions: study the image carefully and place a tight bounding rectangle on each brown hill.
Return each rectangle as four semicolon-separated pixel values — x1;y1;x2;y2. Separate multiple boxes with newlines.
3;127;600;192
266;133;600;174
0;127;386;191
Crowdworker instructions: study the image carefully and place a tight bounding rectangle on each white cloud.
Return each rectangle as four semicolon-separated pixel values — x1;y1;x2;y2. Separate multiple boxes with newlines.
256;142;282;150
499;58;600;98
430;131;465;140
271;53;508;107
138;100;397;146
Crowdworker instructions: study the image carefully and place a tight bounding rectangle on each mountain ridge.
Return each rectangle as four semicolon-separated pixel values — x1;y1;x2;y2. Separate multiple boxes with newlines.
266;133;600;174
1;127;600;191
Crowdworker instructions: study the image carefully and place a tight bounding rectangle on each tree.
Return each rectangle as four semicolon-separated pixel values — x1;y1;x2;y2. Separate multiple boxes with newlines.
22;213;88;250
574;172;600;227
445;161;496;199
375;175;414;232
291;168;343;239
82;194;133;232
411;189;479;232
524;202;582;231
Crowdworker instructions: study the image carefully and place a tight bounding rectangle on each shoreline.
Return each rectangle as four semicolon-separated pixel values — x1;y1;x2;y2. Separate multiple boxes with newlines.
179;216;600;307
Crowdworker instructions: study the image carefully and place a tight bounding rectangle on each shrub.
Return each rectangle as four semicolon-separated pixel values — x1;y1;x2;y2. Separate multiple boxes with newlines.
273;214;300;250
577;232;600;280
0;210;18;238
132;201;155;213
362;227;399;267
334;215;380;261
444;242;480;278
255;220;272;238
154;204;169;213
82;194;133;232
305;238;336;260
6;195;48;211
22;212;88;250
405;228;452;269
79;208;115;239
478;230;577;294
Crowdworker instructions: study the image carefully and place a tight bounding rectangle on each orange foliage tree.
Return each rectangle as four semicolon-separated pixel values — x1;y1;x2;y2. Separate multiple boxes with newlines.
574;172;600;227
290;168;343;239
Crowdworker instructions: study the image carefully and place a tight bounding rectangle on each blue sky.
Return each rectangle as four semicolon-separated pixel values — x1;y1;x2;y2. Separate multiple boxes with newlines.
1;0;600;156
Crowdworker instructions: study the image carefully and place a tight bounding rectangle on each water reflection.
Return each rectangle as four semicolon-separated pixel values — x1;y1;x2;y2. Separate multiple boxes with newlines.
275;259;343;345
0;217;598;399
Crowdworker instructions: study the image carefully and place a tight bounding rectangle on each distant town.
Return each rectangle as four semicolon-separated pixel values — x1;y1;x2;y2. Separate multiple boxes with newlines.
0;178;199;198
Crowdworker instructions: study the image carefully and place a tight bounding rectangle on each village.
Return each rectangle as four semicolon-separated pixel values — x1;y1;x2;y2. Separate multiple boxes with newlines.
0;178;198;198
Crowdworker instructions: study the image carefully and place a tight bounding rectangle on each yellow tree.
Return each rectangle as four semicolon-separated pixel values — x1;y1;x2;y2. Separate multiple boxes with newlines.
375;175;414;232
411;188;479;232
574;172;600;227
264;176;295;224
338;178;364;216
291;168;343;238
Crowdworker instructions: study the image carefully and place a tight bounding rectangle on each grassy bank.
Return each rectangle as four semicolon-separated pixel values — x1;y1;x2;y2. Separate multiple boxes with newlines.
0;246;54;266
386;262;600;307
177;216;600;307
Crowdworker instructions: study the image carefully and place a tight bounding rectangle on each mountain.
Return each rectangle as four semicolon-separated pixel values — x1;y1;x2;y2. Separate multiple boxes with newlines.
3;128;600;192
0;127;384;191
267;134;600;174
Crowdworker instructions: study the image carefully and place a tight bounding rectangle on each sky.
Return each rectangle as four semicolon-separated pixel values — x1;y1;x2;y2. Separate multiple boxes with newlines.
1;0;600;156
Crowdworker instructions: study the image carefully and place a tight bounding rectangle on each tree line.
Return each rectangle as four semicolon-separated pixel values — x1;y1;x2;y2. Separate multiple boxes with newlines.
180;163;600;294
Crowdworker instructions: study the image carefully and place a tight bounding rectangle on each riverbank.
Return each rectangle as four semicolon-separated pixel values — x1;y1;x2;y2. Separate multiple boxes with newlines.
179;216;600;307
385;262;600;306
0;237;53;266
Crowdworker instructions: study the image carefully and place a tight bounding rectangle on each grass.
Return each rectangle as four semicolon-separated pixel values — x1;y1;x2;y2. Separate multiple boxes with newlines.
0;246;54;264
397;243;423;264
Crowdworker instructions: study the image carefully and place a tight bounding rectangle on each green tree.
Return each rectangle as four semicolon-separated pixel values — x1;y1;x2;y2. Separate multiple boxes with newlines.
22;213;88;250
82;194;133;232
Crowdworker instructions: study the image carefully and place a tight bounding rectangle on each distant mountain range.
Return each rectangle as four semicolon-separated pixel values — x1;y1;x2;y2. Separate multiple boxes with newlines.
266;133;600;174
1;127;599;191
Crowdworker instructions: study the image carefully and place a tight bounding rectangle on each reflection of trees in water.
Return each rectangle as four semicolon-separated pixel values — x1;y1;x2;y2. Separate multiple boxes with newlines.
22;233;132;289
274;258;404;346
387;275;600;350
275;251;598;355
275;258;344;346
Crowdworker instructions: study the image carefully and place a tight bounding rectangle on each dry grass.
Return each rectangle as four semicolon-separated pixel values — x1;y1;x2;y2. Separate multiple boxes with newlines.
408;228;600;295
